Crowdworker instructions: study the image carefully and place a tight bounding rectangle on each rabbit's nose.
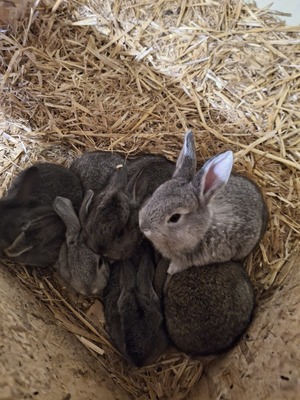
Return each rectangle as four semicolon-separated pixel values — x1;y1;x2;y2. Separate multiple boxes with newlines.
139;214;148;229
139;220;151;234
142;228;151;237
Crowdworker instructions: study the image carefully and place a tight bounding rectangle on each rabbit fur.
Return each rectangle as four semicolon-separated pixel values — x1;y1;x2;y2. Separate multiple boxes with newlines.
53;191;110;296
0;163;83;267
160;260;254;355
71;151;175;261
70;150;125;193
139;131;269;275
103;240;169;367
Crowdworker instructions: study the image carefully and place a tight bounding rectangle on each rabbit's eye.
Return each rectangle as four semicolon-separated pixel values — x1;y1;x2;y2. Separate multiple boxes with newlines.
97;260;103;270
168;213;181;223
116;228;124;238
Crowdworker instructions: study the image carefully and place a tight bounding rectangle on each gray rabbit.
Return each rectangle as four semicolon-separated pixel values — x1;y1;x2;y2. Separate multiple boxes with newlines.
53;192;110;296
103;240;169;367
0;163;83;267
71;151;175;261
139;131;269;275
158;260;254;355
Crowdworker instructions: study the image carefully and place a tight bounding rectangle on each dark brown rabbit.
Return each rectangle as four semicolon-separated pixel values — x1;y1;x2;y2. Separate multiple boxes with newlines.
77;153;175;261
103;240;169;367
159;260;254;355
0;163;83;267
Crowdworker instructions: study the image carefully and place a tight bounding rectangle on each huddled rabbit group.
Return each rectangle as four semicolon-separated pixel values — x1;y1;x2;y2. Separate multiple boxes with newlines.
0;131;268;366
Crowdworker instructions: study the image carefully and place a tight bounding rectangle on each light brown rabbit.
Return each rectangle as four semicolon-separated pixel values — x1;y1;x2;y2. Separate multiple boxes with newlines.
139;130;268;275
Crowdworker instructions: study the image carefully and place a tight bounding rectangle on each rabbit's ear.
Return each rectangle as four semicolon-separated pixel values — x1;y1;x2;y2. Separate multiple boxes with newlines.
119;260;136;291
153;257;169;298
117;261;136;310
137;246;159;301
8;167;39;201
193;150;233;202
173;130;197;181
4;232;33;257
106;165;128;193
127;168;146;204
79;190;94;224
53;196;80;240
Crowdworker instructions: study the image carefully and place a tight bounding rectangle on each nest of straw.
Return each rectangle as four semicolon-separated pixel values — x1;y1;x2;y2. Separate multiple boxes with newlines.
0;0;299;399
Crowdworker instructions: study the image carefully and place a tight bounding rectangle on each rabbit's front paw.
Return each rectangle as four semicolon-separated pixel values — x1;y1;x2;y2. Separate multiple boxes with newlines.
167;261;188;275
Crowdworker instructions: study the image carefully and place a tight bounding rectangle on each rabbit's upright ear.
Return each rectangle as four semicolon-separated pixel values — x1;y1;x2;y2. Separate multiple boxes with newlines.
106;165;128;193
79;190;94;224
173;130;197;181
193;150;233;203
8;166;39;201
53;196;80;241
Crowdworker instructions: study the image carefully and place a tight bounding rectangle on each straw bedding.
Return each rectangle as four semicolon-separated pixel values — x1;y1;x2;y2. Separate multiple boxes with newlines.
0;0;299;399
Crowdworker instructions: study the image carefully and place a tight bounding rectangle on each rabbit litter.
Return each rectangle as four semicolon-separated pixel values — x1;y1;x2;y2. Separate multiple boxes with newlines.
0;0;300;399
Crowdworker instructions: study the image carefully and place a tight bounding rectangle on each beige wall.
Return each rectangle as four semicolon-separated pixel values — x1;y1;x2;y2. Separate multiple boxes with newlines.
249;0;300;25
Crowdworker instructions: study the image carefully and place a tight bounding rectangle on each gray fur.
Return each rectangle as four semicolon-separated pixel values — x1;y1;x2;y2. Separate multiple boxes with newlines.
0;163;83;267
139;131;269;274
163;261;254;355
103;240;169;367
70;150;126;193
71;151;175;261
53;194;109;296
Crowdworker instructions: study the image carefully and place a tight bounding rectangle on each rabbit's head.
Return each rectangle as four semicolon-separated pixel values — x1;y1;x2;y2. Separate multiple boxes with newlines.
139;131;233;260
0;167;58;256
83;167;146;261
2;207;65;267
53;191;109;296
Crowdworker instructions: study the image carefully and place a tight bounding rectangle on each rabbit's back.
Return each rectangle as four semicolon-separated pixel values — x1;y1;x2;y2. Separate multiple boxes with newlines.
164;262;254;355
6;163;83;209
211;173;268;259
70;151;125;193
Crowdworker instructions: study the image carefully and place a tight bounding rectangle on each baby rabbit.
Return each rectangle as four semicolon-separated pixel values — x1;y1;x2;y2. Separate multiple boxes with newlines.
0;163;83;267
161;261;254;355
139;131;269;275
103;240;169;367
53;191;110;296
71;151;175;261
96;154;174;261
